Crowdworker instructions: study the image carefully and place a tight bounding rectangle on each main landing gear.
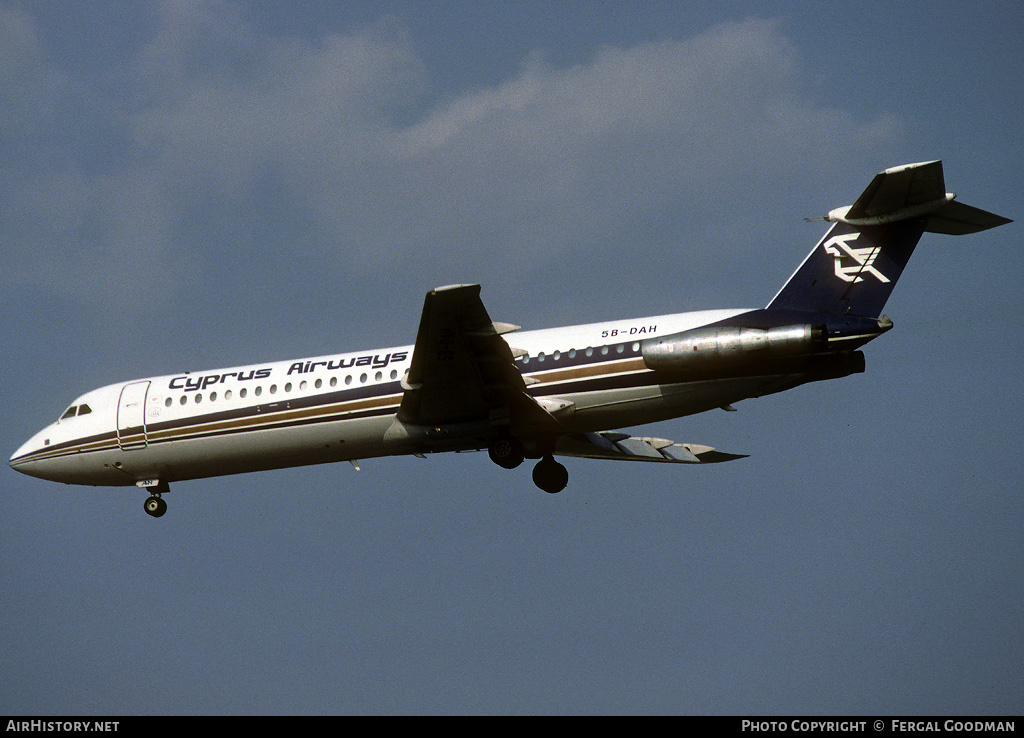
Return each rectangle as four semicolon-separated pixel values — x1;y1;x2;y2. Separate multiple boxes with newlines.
532;455;568;494
488;436;525;469
487;437;568;494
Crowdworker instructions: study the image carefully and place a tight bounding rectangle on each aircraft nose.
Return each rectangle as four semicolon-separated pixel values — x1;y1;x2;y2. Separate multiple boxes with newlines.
10;439;33;467
9;432;51;478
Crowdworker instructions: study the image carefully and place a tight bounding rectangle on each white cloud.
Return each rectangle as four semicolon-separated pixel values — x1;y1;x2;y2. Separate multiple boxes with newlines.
2;5;901;314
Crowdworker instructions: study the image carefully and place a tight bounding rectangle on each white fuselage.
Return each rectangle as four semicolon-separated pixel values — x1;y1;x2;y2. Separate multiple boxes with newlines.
10;308;756;488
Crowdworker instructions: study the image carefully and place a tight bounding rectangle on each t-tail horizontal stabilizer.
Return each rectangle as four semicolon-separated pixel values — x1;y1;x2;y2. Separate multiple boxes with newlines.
768;160;1011;318
554;431;747;464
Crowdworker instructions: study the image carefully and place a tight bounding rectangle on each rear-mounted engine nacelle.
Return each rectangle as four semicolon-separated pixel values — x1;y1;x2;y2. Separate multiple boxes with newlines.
642;324;826;373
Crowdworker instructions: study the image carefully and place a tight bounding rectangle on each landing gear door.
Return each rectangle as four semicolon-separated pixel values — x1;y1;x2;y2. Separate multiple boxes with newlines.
117;381;150;450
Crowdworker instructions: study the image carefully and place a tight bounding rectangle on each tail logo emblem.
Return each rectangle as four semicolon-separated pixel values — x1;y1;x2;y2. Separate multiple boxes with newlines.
823;233;890;284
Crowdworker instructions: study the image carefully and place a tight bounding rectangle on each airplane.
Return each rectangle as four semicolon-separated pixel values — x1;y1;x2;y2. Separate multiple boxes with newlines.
9;161;1011;517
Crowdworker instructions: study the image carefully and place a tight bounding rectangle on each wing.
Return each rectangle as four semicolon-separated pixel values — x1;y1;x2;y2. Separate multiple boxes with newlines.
554;431;747;464
397;284;554;430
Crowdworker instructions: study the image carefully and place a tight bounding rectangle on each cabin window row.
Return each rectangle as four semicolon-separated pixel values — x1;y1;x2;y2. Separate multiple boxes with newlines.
163;369;402;407
158;342;641;409
519;342;641;366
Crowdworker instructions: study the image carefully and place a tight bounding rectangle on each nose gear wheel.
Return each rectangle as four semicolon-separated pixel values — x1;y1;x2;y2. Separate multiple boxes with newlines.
144;495;167;518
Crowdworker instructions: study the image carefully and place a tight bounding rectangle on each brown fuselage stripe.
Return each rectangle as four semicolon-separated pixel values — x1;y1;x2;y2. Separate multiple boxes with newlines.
12;358;655;465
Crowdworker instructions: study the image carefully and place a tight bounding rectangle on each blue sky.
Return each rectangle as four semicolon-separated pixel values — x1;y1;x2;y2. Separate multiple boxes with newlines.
2;0;1022;715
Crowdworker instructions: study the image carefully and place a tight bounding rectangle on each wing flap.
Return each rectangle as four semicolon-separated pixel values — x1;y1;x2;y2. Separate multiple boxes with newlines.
554;432;746;464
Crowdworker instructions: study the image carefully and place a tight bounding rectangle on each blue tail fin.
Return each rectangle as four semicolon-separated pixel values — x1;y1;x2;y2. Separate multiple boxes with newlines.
767;161;1010;318
767;220;925;317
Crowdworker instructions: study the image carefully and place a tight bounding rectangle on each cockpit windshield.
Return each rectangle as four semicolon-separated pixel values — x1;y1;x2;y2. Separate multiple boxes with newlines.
59;404;92;420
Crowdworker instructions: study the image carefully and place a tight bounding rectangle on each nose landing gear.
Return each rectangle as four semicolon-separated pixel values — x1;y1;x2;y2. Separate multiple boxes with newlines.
139;479;170;518
143;495;167;518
